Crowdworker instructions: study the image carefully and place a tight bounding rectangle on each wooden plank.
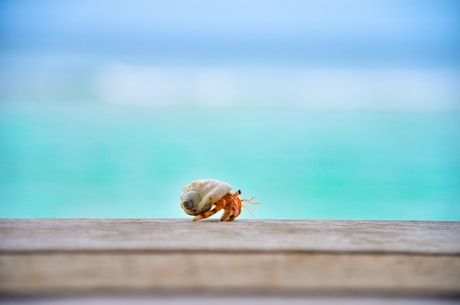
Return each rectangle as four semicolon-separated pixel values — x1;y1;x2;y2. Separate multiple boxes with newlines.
1;253;459;295
1;295;459;305
0;219;459;297
1;219;459;254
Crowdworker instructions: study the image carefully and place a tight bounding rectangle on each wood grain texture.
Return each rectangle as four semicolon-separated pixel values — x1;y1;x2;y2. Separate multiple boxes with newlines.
1;253;459;295
0;219;459;297
2;295;459;305
1;219;459;254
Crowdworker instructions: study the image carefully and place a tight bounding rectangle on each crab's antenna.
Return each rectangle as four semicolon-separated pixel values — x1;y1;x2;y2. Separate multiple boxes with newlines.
242;203;257;218
241;196;260;205
241;196;261;218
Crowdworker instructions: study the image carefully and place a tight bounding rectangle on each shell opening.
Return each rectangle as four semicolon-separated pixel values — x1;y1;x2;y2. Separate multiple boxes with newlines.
180;190;203;215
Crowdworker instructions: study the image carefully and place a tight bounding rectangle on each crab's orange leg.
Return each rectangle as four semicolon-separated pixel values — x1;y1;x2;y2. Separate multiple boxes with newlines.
194;190;258;222
221;205;239;221
232;196;242;218
193;197;226;222
220;194;233;221
221;194;242;222
220;207;231;221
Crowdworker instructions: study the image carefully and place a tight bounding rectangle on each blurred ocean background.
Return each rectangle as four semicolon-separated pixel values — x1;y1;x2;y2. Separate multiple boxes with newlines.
1;0;459;220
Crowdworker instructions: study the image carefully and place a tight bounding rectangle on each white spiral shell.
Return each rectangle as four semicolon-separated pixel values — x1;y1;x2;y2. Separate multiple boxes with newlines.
180;179;232;216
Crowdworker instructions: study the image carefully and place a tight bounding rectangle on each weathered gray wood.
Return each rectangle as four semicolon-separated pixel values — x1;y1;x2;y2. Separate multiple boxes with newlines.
1;219;459;254
1;252;459;295
1;295;459;305
0;219;459;297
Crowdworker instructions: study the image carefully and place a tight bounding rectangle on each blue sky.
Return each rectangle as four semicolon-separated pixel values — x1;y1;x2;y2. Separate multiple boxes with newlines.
1;1;459;108
1;0;459;66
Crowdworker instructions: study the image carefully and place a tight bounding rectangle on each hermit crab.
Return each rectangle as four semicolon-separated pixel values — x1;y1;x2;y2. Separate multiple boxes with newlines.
180;179;260;222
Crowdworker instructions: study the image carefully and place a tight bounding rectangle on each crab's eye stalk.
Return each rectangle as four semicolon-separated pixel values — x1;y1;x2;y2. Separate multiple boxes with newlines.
180;190;202;215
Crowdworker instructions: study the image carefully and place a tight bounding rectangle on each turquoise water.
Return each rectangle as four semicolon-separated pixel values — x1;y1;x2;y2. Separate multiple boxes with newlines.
1;102;459;220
